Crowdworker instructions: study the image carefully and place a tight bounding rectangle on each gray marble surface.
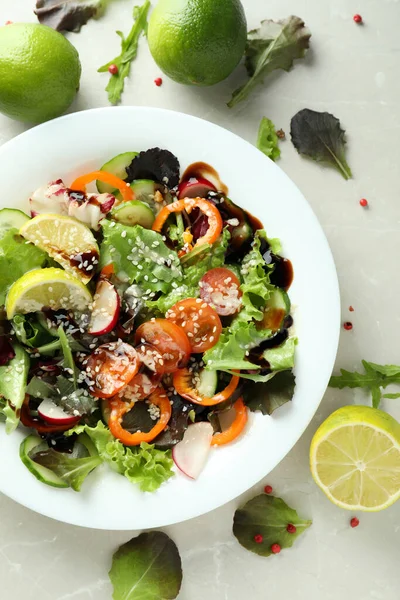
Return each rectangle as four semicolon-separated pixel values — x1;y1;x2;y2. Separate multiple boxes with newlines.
0;1;399;598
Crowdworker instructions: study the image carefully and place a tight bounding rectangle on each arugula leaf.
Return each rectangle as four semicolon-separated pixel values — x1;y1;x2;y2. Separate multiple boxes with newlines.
257;117;281;161
243;371;296;415
35;0;109;32
233;494;312;557
228;16;311;108
58;326;77;387
0;343;29;433
68;421;174;492
98;1;150;105
204;320;272;372
290;109;352;180
0;229;48;305
29;448;102;492
329;360;400;408
109;532;182;600
101;221;182;295
263;337;297;371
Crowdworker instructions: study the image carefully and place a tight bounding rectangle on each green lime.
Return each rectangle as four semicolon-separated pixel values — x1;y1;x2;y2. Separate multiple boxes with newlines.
0;23;81;124
148;0;247;86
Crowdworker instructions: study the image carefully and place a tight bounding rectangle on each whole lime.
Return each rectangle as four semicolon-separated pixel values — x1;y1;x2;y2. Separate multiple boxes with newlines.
148;0;247;86
0;23;81;124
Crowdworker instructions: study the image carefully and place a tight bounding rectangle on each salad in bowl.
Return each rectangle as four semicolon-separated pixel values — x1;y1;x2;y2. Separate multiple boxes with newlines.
0;147;296;493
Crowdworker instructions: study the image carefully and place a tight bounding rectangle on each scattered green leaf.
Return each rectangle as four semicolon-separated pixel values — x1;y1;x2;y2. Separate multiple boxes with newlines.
329;360;400;408
98;1;150;105
233;494;312;556
109;532;182;600
257;117;281;161
290;108;352;179
0;343;29;433
228;16;311;108
35;0;110;32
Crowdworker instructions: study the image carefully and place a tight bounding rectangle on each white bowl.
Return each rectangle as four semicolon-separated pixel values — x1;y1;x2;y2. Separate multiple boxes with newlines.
0;107;340;530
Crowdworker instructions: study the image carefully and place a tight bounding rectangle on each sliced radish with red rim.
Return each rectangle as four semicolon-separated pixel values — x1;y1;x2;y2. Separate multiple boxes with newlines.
178;177;216;199
38;398;80;426
172;422;213;479
88;279;120;336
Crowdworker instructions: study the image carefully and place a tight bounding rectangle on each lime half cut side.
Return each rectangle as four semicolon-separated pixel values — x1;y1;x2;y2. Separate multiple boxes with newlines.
310;405;400;512
6;267;92;319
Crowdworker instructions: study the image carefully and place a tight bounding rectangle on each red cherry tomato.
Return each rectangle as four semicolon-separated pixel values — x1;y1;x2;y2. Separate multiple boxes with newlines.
84;341;139;398
127;343;165;399
134;319;191;373
200;267;242;316
166;298;222;353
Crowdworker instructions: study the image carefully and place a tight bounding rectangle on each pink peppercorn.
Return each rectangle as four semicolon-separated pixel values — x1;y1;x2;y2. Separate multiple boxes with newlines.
350;517;360;528
271;543;281;554
353;14;363;24
287;523;297;534
264;485;273;494
154;77;163;86
108;64;119;75
254;534;263;544
344;322;353;331
359;198;368;207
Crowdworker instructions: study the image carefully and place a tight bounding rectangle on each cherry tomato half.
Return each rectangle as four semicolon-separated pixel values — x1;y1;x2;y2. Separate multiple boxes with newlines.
134;319;191;373
127;343;165;399
84;341;139;398
200;267;242;316
166;298;222;353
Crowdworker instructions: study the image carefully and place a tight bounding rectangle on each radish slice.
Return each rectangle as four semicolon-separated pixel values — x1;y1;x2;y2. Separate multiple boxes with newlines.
88;279;120;336
172;422;213;479
29;179;69;217
178;177;216;199
38;399;80;425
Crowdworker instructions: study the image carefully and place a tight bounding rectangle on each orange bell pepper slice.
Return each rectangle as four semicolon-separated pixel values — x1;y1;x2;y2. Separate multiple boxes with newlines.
173;368;239;406
70;170;134;202
108;385;172;446
211;398;248;446
100;263;115;278
152;197;223;249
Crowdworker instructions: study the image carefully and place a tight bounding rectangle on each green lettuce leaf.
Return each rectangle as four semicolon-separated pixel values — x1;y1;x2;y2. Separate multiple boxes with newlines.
12;314;53;348
109;532;182;600
0;343;29;433
67;421;174;492
0;229;48;305
101;221;182;295
146;229;230;314
239;230;275;322
257;117;281;161
243;371;296;415
263;337;297;371
29;447;102;492
228;16;311;108
233;493;312;557
204;319;272;372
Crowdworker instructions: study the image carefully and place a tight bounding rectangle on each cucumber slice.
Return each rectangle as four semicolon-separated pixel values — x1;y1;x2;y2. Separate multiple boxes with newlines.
20;435;68;488
111;199;155;228
196;369;218;397
261;289;291;331
130;179;157;201
97;151;138;194
0;208;30;239
101;399;111;424
267;288;291;313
